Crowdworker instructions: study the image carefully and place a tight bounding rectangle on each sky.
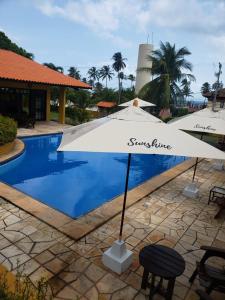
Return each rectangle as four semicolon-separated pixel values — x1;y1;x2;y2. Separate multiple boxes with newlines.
0;0;225;97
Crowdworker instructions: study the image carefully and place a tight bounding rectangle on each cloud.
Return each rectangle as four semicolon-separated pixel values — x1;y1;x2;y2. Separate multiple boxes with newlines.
208;35;225;57
34;0;225;39
146;0;225;36
34;0;137;47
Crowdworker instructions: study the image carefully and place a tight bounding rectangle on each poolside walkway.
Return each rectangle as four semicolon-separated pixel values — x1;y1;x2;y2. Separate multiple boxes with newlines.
0;159;224;300
17;121;71;137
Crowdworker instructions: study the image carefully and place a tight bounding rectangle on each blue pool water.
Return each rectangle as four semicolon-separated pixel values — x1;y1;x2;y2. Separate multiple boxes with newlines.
0;134;186;218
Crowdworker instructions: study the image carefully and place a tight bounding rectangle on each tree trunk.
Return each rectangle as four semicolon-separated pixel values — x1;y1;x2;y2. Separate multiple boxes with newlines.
162;74;170;109
118;73;121;104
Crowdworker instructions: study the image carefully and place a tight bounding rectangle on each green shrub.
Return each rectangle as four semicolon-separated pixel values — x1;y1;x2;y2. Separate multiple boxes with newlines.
163;116;173;123
0;115;17;145
172;107;189;117
0;270;51;300
66;107;91;125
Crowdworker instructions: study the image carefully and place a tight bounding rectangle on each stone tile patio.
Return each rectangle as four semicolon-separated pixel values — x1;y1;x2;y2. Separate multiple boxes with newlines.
17;121;71;137
0;159;224;300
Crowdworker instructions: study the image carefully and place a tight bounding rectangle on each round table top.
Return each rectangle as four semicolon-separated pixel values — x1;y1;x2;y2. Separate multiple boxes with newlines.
139;244;185;279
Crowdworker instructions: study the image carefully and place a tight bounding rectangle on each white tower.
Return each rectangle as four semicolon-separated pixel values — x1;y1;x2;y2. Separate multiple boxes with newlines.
135;44;153;95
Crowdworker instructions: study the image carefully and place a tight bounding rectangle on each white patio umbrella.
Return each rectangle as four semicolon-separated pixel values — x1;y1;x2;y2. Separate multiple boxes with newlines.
58;105;225;274
195;107;225;120
169;111;225;135
169;110;225;197
119;97;155;107
195;107;225;169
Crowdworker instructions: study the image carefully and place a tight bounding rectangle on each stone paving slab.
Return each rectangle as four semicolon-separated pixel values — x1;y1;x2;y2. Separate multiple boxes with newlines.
17;121;71;137
0;159;224;300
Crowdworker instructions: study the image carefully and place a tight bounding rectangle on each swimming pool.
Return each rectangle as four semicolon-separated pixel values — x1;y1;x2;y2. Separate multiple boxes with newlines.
0;134;186;218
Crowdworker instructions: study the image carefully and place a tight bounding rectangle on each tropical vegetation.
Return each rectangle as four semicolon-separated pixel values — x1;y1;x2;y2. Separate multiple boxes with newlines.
127;74;135;88
201;82;211;94
112;52;127;104
99;65;114;87
181;78;193;100
0;31;34;59
0;266;51;300
139;41;195;112
0;115;17;145
68;67;81;79
87;67;99;86
43;62;64;73
212;81;223;91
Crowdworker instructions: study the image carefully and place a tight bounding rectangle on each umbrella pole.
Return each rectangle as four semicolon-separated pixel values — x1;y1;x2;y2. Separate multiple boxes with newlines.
192;133;204;183
192;158;199;182
119;153;132;241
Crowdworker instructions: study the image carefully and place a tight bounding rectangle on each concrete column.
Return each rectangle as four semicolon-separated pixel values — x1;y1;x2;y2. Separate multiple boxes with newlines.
46;87;51;121
135;44;153;95
59;87;66;124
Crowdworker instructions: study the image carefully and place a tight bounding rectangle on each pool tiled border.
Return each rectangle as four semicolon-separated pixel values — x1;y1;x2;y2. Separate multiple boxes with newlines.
0;157;199;241
0;139;25;165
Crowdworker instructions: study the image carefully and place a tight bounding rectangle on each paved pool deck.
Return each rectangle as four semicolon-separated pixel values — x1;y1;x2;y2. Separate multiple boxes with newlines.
17;121;71;137
0;159;224;300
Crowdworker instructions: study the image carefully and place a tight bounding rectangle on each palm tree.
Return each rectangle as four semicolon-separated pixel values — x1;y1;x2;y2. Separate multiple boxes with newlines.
68;67;81;80
82;77;87;83
181;78;193;101
95;82;103;92
88;79;94;87
127;74;135;88
87;67;99;85
112;52;127;104
139;41;195;110
118;72;126;90
212;81;223;91
43;62;64;73
99;65;114;88
201;82;211;95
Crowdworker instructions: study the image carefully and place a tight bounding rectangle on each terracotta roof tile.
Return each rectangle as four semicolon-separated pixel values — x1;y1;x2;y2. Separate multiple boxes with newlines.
0;49;91;89
96;101;116;108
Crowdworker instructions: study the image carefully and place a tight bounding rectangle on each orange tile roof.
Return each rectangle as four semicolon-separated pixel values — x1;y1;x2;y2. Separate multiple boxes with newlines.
97;101;117;108
0;49;91;89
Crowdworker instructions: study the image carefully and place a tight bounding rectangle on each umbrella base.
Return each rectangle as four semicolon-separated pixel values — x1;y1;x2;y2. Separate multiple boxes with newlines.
213;160;224;171
183;183;199;198
102;240;133;274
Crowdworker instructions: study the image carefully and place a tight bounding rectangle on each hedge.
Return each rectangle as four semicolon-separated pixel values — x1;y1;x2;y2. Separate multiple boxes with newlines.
0;115;17;145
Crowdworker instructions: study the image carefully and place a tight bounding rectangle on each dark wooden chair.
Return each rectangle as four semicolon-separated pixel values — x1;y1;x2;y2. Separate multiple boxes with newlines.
189;246;225;295
208;186;225;205
208;186;225;218
214;197;225;219
196;290;212;300
11;112;35;128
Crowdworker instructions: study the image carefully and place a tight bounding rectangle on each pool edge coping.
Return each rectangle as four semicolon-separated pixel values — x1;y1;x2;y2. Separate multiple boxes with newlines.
0;139;25;165
0;157;199;241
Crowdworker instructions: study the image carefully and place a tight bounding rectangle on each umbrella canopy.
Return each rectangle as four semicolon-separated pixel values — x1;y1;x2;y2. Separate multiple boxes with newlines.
169;111;225;135
58;106;225;159
60;106;163;149
195;107;225;120
119;97;155;107
168;108;225;195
